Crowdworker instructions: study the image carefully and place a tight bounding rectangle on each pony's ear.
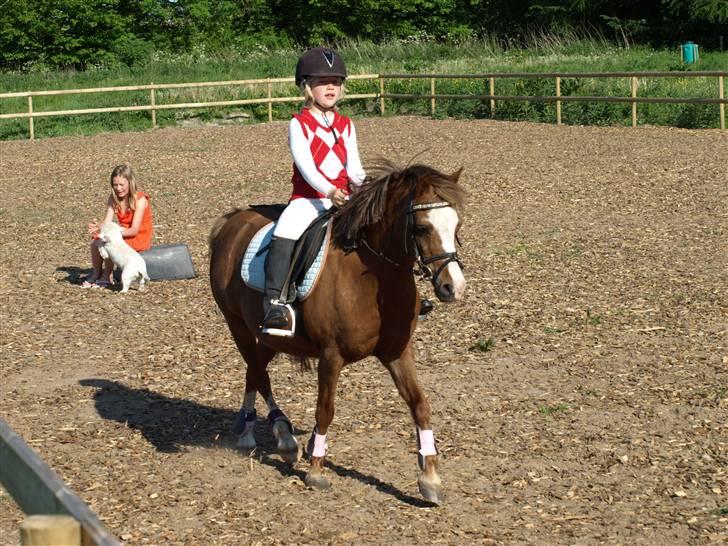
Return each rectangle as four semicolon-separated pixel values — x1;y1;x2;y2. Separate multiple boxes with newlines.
450;167;464;183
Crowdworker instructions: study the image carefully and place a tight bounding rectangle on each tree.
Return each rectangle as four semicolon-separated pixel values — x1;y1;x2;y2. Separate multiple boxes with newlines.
0;0;144;70
664;0;728;22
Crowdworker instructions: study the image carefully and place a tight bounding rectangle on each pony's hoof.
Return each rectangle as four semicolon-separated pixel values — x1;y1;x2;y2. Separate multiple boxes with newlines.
304;472;331;491
272;421;300;464
278;443;300;465
418;476;444;505
236;434;256;452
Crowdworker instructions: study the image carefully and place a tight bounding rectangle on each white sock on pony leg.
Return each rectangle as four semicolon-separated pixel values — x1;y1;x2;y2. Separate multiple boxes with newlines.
243;391;257;412
235;391;258;450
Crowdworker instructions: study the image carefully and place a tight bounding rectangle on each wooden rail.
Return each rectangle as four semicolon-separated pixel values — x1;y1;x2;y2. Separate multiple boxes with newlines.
0;418;120;546
1;71;726;139
379;71;727;130
0;75;378;139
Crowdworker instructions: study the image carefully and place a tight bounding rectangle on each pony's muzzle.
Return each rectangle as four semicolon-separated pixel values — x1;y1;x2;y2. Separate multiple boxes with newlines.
434;264;466;302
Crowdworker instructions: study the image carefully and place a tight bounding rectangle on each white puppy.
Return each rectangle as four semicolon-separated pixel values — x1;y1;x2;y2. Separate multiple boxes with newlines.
97;222;150;293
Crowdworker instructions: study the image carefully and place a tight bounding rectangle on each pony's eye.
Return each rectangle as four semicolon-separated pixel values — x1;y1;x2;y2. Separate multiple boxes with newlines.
413;224;430;237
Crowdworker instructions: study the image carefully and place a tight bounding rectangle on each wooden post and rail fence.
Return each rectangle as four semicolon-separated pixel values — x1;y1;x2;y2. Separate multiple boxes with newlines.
0;418;120;546
0;71;726;140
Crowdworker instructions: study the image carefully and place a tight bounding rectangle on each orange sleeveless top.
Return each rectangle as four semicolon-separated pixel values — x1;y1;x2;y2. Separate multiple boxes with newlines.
115;192;153;251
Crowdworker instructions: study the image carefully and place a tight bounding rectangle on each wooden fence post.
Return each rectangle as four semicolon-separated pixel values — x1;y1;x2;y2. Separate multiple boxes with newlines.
556;76;562;125
379;77;385;115
267;81;273;123
430;77;436;116
719;75;725;131
489;77;495;118
21;515;80;546
631;76;638;127
27;96;34;140
150;84;156;128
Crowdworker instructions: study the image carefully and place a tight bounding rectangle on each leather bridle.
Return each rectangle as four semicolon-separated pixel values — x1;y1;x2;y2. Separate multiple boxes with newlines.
406;200;464;288
359;194;464;290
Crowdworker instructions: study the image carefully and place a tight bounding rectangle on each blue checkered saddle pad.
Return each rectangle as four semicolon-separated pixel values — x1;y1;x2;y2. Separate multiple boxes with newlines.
240;221;331;301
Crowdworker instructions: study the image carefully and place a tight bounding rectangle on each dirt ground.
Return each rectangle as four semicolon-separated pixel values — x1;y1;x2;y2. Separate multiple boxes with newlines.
0;117;726;545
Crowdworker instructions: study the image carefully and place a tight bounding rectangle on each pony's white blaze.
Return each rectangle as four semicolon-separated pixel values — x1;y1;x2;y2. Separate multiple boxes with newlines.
426;207;466;300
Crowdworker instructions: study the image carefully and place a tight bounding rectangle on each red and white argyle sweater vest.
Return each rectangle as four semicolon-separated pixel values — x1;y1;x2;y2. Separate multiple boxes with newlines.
290;108;351;200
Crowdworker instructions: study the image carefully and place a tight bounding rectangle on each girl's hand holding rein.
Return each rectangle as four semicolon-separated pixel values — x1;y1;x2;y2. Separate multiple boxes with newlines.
327;187;348;207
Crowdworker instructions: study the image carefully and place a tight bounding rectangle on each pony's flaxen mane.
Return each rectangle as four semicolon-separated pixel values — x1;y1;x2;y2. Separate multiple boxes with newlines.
332;160;465;245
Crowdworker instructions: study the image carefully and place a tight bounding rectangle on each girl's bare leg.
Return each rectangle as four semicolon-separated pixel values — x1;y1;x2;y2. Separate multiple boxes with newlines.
88;241;103;282
101;259;114;283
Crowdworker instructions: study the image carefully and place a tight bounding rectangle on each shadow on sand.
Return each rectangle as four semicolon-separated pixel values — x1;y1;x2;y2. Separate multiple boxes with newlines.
80;378;431;506
56;265;94;285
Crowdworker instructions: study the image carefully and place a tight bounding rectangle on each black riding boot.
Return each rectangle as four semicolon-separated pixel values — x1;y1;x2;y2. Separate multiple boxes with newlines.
261;236;297;336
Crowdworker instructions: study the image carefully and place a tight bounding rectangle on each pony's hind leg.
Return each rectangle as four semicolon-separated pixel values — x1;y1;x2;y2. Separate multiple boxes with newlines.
233;388;258;452
266;396;299;464
226;314;299;463
382;343;443;505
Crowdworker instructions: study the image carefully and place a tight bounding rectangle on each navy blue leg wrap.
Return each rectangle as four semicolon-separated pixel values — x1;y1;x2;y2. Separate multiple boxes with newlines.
267;408;294;435
231;408;256;435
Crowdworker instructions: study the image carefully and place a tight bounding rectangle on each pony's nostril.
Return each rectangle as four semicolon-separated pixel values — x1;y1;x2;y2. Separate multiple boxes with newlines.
438;283;455;300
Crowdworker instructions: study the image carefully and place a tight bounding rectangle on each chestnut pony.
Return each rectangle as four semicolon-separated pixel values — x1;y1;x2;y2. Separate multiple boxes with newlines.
208;161;466;504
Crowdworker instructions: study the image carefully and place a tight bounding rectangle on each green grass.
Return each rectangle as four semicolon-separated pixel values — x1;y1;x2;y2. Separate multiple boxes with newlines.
563;246;583;259
2;33;727;139
469;337;496;352
537;402;570;416
586;308;602;326
492;241;543;260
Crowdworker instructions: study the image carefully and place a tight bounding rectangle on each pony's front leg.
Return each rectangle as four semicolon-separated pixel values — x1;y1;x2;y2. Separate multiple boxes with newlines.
382;344;443;505
305;349;343;490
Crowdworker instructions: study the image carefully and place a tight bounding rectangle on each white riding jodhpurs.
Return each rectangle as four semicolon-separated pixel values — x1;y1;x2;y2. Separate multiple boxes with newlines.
273;197;333;240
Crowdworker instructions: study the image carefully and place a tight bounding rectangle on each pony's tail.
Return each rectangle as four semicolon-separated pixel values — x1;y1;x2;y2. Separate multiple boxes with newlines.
298;357;314;372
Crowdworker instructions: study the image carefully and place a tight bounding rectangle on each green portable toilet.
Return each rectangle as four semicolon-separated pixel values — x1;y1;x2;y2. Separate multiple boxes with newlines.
681;42;699;64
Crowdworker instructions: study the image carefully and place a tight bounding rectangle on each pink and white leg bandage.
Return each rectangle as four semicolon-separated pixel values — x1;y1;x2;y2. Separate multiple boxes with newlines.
418;428;437;457
312;432;328;457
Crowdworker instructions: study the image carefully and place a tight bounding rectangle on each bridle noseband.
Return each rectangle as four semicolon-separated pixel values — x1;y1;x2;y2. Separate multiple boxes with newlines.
406;201;464;288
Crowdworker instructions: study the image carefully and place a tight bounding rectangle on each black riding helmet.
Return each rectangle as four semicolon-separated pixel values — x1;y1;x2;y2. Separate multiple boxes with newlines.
295;47;347;87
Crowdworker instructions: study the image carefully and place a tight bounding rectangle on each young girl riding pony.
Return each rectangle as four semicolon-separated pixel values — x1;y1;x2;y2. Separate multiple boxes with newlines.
261;47;366;336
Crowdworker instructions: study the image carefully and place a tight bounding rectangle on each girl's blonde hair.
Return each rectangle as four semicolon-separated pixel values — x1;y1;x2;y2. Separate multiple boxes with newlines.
109;164;138;211
301;79;346;109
